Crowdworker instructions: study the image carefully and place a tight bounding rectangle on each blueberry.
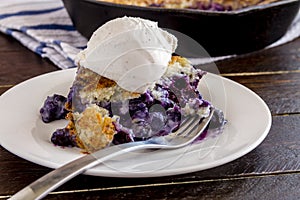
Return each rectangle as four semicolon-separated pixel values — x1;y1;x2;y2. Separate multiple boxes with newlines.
51;128;77;147
113;124;134;145
40;94;68;123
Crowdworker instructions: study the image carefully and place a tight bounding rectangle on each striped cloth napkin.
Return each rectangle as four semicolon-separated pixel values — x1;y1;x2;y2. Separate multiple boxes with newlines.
0;0;87;69
0;0;300;69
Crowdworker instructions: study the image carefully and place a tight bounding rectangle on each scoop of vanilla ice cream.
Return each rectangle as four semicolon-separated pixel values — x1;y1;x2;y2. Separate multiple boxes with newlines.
76;16;177;93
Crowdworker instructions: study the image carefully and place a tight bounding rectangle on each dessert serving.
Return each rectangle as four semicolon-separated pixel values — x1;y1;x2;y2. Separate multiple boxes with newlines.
40;17;224;153
98;0;282;11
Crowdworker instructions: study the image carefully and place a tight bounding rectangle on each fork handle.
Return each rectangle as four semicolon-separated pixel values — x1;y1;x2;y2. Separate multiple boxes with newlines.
9;141;155;200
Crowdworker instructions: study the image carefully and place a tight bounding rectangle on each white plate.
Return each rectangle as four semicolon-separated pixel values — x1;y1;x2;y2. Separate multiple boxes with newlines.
0;69;271;177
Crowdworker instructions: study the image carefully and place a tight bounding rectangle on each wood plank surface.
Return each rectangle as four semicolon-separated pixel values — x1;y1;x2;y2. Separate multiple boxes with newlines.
45;173;300;200
226;73;300;114
0;32;299;199
215;39;300;74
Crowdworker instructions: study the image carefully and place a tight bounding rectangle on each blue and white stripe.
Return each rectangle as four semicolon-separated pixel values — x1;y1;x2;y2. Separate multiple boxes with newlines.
0;0;87;69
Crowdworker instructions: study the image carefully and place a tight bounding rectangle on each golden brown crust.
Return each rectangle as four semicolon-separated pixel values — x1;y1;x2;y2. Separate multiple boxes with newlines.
72;66;140;105
99;0;281;10
73;105;117;153
97;76;117;89
169;56;190;67
65;113;85;149
65;105;117;153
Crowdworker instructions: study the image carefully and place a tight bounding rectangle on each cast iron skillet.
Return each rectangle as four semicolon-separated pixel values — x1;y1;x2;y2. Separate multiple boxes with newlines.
62;0;300;56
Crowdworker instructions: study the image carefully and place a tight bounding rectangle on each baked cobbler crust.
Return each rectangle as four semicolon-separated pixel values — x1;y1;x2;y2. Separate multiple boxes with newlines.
72;105;117;152
99;0;281;10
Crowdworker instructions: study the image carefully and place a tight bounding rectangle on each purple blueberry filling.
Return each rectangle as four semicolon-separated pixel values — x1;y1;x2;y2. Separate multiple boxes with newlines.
189;2;232;11
51;128;77;147
148;1;233;11
109;90;183;143
40;94;68;123
41;67;223;149
90;74;208;144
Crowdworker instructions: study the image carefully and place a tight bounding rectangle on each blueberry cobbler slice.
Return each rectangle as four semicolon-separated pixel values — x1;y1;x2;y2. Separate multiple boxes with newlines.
41;56;214;153
40;17;225;153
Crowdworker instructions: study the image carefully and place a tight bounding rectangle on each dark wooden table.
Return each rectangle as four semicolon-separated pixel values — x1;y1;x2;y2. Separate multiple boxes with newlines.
0;32;299;200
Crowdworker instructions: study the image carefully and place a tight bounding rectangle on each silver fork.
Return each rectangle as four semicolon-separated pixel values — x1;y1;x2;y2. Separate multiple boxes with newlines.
10;108;214;200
